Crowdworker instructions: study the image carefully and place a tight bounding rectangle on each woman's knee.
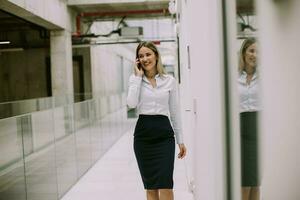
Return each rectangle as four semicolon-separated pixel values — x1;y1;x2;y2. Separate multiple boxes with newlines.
147;189;159;195
159;189;173;195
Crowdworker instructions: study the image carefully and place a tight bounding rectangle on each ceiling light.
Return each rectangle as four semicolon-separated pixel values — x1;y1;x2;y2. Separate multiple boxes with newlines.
0;48;24;52
0;41;10;45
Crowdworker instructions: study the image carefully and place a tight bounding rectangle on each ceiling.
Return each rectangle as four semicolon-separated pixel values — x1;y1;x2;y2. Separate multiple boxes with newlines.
0;0;254;30
0;0;255;47
69;0;254;18
0;10;49;49
68;1;171;21
0;10;40;32
236;0;255;14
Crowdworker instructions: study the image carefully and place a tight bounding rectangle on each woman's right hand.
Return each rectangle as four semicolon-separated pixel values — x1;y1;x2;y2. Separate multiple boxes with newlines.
178;143;187;159
134;59;144;77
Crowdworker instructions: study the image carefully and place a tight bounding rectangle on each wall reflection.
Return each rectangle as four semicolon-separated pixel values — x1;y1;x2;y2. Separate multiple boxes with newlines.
0;94;130;200
235;1;260;200
0;118;26;200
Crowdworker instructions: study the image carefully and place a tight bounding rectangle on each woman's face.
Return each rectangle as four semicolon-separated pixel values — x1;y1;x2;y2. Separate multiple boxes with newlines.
138;47;157;72
244;43;257;69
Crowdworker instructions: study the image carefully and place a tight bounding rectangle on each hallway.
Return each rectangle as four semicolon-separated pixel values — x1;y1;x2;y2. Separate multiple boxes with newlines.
2;0;300;199
61;119;194;200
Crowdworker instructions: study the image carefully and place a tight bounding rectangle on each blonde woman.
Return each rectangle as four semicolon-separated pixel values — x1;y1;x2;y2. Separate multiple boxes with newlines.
127;41;186;200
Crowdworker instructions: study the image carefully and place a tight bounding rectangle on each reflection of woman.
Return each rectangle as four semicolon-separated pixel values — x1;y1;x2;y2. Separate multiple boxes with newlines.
127;41;187;200
238;38;260;200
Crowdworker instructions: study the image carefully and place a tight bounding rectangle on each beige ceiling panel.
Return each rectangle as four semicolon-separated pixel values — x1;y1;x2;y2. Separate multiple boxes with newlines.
68;0;169;5
68;0;171;20
236;0;255;14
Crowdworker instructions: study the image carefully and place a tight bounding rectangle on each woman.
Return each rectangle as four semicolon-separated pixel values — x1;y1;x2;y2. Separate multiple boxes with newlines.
127;41;187;200
238;38;260;200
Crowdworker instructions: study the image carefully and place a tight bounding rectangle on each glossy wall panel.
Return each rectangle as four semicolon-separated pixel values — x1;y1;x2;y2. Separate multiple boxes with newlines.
88;100;103;162
0;93;131;200
74;102;92;178
24;111;58;200
0;118;26;200
53;106;77;199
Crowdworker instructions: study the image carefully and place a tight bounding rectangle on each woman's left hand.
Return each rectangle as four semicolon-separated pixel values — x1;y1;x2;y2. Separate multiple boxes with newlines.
177;143;187;159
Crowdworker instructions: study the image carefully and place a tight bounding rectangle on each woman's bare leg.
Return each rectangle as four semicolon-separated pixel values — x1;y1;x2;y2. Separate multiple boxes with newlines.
159;189;174;200
147;190;159;200
242;187;251;200
249;187;260;200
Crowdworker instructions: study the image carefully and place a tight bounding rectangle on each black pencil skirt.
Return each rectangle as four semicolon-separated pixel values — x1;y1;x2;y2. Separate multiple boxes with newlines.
134;114;175;189
240;111;260;187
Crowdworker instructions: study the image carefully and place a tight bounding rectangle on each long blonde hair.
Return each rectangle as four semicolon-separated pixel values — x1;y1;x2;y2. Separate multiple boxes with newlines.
238;38;256;73
136;41;166;76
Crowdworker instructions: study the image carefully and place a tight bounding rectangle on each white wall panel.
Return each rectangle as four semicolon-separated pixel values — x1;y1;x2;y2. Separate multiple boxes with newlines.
179;0;226;199
257;0;300;199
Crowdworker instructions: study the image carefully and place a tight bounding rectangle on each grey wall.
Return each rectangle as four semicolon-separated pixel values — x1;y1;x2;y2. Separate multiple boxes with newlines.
73;47;92;99
0;48;50;103
90;45;134;96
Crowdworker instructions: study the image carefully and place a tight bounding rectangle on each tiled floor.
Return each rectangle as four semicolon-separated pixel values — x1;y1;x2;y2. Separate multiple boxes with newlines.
61;122;194;200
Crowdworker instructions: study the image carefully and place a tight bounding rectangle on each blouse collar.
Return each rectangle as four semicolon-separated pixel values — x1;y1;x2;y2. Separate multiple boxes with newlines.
239;71;258;83
142;73;163;82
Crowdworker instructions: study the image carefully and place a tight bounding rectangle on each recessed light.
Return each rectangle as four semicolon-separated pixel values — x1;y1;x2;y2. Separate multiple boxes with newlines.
0;41;10;45
0;48;24;52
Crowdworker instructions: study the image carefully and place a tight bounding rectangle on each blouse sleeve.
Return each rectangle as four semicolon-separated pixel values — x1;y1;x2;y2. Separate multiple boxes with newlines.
169;77;183;144
127;74;142;108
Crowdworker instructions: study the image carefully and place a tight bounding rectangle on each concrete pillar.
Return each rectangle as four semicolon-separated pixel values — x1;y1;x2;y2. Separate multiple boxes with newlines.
50;30;74;104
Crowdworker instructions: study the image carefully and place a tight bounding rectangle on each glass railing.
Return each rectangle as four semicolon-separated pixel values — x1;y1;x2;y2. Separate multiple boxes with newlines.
0;92;134;200
0;97;52;119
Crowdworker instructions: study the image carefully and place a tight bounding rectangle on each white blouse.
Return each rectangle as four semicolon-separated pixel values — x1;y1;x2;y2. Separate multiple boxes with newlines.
238;71;260;113
127;74;183;144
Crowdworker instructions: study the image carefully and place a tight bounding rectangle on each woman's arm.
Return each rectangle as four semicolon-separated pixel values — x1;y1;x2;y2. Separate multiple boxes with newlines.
169;77;183;144
127;74;142;108
169;78;186;158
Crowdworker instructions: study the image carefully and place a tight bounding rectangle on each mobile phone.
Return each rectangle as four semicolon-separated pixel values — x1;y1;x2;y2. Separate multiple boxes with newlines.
136;58;142;69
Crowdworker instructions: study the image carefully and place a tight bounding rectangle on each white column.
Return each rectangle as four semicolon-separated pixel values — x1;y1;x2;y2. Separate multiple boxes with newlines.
258;0;300;199
50;30;74;103
179;0;227;199
177;0;196;195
